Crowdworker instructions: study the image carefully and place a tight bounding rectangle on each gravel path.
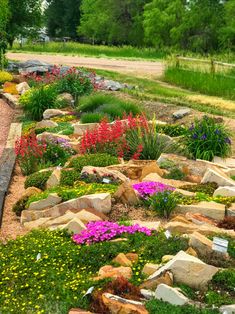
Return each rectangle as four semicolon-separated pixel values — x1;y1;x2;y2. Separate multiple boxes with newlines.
7;52;165;78
0;100;14;158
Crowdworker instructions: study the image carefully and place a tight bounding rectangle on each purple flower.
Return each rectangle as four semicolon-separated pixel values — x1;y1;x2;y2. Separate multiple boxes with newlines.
201;134;207;140
132;181;175;199
225;137;231;145
72;221;154;245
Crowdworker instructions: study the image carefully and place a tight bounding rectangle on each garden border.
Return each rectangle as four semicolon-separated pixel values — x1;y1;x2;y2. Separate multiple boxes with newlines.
0;122;22;228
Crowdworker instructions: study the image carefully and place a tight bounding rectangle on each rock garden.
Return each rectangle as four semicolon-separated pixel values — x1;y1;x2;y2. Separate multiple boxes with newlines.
0;62;235;314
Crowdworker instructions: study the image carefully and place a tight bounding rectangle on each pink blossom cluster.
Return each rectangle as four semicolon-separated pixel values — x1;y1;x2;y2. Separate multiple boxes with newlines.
72;221;153;245
132;181;175;199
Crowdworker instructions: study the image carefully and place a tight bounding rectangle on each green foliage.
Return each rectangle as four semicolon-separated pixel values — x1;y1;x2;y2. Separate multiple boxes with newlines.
78;93;141;122
12;196;29;216
24;170;52;190
19;85;59;121
0;71;12;84
146;299;219;314
149;190;178;218
204;290;234;307
35;122;74;136
183;116;232;161
212;269;235;293
159;159;176;170
164;66;235;101
180;182;218;196
156;124;186;137
163;167;186;181
60;169;81;187
80;112;107;124
0;230;187;313
125;124;182;160
68;153;119;172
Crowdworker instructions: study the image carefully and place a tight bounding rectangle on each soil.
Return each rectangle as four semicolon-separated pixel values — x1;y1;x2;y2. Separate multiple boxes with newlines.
7;52;164;79
0;99;14;158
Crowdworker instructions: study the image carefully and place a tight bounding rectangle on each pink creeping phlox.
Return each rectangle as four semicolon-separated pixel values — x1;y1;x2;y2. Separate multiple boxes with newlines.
72;221;153;245
132;181;175;199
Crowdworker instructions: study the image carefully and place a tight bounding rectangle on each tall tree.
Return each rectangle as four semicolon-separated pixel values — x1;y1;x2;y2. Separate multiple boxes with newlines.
6;0;43;47
45;0;81;39
220;0;235;49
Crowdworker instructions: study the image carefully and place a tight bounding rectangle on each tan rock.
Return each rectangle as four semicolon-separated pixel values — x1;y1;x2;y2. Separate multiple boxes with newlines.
61;218;86;234
185;247;198;257
69;308;94;314
102;293;148;314
140;161;164;180
94;265;132;281
213;157;235;168
23;187;42;198
73;122;99;136
77;193;112;214
126;253;139;263
56;93;73;106
201;168;235;187
113;253;132;267
46;168;61;189
114;182;139;205
176;201;225;221
43;109;68;119
36;132;70;143
142;263;160;276
148;251;218;290
213;186;235;197
35;120;58;129
185;213;217;226
81;166;128;183
189;232;213;257
174;189;196;197
130;220;161;231
23;217;52;230
28;193;62;211
16;81;30;94
162;255;174;263
142;173;194;188
140;271;173;290
171;215;191;224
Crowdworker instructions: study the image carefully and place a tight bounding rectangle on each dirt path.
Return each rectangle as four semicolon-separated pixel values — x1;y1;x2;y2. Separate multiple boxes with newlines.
7;52;165;78
0;100;14;158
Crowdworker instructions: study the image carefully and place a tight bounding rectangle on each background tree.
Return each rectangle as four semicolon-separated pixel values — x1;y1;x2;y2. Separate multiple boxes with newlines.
6;0;43;47
45;0;81;39
220;0;235;50
0;0;9;69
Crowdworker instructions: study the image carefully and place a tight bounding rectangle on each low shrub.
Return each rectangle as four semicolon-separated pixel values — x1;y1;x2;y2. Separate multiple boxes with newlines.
12;196;29;216
156;124;186;137
78;93;141;122
211;269;235;293
217;217;235;231
80;170;120;185
184;116;232;161
80;112;108;124
146;299;220;314
19;84;59;121
24;170;52;190
159;159;176;170
35;122;74;136
60;169;81;187
149;190;178;218
0;70;13;84
180;182;218;196
52;114;78;123
67;153;119;172
163;167;186;180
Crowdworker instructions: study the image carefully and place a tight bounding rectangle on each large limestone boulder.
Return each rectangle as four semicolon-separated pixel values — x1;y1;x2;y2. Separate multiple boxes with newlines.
76;193;111;214
73;122;99;136
102;293;148;314
23;217;52;230
201;168;235;187
28;193;62;211
142;173;194;188
43;109;69;119
130;220;161;231
46;168;61;189
219;304;235;314
213;186;235;197
155;284;189;306
148;251;218;290
81;166;128;183
113;182;139;205
35;120;58;129
189;232;213;257
176;201;225;221
213;157;235;169
59;218;86;234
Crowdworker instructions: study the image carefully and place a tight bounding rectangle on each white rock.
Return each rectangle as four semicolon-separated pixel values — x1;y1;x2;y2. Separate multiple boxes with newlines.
173;108;191;119
43;109;68;119
148;251;218;290
16;82;30;95
77;193;111;214
213;157;235;169
155;284;189;306
28;193;62;211
140;289;155;300
219;304;235;314
201;168;235;187
46;168;61;189
213;186;235;197
176;201;225;221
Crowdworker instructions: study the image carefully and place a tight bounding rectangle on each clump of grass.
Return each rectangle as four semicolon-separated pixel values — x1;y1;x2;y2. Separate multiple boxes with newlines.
164;66;235;101
77;93;141;122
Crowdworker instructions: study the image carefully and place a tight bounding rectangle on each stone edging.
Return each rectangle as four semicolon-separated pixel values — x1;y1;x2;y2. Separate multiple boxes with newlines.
0;123;22;227
0;91;19;108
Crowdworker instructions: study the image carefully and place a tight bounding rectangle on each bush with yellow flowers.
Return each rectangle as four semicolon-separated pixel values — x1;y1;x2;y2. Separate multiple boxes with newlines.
0;71;13;84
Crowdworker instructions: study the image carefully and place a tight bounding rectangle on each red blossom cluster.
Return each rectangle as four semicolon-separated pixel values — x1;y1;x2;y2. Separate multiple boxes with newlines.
80;114;148;159
15;133;46;158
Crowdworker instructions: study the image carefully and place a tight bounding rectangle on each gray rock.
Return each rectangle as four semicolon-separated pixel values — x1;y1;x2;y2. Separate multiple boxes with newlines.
155;284;189;306
173;108;191;119
140;289;155;300
219;304;235;314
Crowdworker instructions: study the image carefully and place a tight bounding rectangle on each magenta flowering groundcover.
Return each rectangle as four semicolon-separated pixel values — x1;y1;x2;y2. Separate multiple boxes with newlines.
72;221;153;245
132;181;175;199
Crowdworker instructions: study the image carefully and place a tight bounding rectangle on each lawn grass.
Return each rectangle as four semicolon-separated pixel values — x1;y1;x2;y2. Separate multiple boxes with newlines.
164;66;235;101
11;42;165;61
95;69;235;119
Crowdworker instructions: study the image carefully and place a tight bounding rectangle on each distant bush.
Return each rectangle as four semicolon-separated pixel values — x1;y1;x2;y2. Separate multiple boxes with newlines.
156;124;186;137
80;112;107;124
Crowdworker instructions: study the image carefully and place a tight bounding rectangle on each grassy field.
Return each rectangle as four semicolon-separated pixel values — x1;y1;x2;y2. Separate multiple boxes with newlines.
164;66;235;101
95;69;235;118
11;42;165;60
